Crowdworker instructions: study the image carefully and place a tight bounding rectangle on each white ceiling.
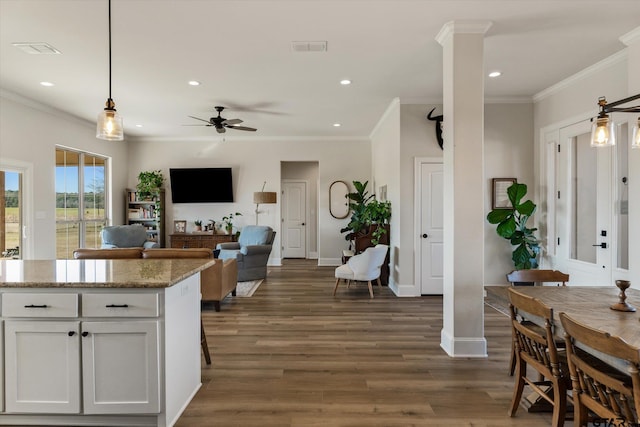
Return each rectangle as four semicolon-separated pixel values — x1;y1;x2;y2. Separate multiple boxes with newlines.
1;0;639;141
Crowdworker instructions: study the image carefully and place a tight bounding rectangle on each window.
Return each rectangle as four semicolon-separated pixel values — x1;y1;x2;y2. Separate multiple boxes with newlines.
56;148;109;258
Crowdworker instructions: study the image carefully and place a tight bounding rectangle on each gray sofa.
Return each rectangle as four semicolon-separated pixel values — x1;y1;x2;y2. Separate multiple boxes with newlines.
216;225;275;281
101;224;160;249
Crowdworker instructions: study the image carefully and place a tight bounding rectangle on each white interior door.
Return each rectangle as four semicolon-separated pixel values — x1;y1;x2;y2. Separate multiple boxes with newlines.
282;181;306;258
555;121;612;284
417;161;444;295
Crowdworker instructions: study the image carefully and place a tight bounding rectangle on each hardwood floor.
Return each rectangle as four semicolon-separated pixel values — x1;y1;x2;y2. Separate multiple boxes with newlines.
178;259;564;426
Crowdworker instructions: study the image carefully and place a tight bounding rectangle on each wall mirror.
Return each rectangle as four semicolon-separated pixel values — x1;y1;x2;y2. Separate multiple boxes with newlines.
329;180;350;219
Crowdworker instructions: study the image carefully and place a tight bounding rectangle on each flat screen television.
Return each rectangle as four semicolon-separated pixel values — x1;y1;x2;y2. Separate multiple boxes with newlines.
169;168;234;203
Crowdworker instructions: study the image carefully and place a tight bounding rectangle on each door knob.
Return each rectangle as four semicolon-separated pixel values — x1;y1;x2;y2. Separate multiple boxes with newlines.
422;233;428;238
301;223;305;226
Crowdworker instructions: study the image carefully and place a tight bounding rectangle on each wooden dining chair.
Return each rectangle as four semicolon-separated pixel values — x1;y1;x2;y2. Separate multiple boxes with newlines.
559;312;640;427
507;287;571;427
506;269;570;375
506;269;570;286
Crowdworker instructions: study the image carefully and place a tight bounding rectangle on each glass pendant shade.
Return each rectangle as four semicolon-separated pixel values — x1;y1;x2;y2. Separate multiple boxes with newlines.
632;117;640;149
590;115;615;147
96;99;123;141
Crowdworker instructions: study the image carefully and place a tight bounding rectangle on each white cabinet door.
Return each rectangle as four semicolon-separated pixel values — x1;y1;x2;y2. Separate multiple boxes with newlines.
81;321;160;414
4;320;81;413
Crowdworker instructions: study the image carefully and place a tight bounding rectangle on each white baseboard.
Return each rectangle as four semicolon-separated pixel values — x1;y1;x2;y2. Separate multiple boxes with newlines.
440;329;488;358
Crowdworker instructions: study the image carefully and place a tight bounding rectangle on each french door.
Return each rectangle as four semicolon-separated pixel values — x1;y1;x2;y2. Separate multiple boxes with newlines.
555;121;613;284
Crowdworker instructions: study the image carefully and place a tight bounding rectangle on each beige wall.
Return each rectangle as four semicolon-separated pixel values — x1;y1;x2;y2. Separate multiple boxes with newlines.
0;91;129;259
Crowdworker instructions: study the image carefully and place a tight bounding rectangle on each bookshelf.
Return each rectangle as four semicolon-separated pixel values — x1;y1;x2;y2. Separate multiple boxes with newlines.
125;188;165;247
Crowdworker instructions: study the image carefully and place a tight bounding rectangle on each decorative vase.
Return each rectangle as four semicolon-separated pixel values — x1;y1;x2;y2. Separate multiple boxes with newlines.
226;225;233;235
195;225;202;232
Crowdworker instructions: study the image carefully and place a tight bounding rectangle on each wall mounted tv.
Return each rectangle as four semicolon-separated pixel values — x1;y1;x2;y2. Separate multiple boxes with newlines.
169;168;234;203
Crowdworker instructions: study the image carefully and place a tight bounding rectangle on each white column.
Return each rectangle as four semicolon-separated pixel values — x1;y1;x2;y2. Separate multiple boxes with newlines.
620;27;640;289
436;20;492;357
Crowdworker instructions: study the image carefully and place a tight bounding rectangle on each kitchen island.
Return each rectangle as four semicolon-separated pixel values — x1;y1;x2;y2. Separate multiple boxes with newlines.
0;258;214;427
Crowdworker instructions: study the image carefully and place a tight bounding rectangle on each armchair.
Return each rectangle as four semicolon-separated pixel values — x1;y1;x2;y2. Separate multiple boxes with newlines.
101;224;159;249
216;225;275;281
334;244;389;298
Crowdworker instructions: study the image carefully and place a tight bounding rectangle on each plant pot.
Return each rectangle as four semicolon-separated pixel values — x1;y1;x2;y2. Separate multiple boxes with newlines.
195;226;202;232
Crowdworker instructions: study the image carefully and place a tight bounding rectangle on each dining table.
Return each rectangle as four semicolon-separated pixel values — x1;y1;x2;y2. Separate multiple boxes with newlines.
485;284;640;414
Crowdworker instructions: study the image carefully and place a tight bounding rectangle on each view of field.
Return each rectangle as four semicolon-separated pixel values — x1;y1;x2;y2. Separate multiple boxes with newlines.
2;207;105;259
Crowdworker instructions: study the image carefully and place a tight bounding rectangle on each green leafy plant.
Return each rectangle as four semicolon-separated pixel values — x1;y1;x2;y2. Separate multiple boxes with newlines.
194;219;202;226
486;182;540;270
136;170;164;199
221;212;242;234
340;181;391;245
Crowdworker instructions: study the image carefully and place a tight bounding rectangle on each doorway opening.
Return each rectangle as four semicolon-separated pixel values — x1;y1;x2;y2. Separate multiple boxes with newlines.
281;161;319;259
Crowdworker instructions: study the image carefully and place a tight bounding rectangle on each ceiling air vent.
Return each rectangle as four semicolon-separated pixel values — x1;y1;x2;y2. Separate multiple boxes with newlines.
291;41;327;53
12;42;61;54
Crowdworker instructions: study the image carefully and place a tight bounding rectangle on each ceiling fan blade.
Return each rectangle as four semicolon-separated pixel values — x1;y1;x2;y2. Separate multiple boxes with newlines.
188;115;212;124
227;125;257;132
223;118;243;125
216;126;226;134
182;124;212;126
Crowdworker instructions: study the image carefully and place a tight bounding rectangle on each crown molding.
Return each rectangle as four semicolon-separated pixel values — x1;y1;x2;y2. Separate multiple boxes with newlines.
436;20;493;46
533;50;627;103
369;97;400;139
620;26;640;46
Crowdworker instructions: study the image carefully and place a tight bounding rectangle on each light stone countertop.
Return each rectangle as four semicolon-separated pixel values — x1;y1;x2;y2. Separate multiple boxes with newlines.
0;259;216;288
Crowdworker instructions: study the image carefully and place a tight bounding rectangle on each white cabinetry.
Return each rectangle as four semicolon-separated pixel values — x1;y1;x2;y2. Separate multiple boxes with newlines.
81;321;159;414
1;292;160;416
4;320;81;413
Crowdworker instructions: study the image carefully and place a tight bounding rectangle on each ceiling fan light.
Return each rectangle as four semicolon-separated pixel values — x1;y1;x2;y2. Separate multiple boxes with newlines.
590;115;615;147
97;100;123;141
632;117;640;149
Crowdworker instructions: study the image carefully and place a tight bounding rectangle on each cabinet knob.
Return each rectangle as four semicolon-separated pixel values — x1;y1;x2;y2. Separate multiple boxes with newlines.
81;331;89;337
68;331;76;337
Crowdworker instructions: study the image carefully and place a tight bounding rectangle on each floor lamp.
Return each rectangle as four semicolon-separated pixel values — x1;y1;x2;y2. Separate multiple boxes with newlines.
254;182;277;225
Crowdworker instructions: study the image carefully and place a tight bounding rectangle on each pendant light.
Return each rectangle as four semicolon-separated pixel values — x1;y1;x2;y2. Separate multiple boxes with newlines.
590;94;640;148
96;0;123;141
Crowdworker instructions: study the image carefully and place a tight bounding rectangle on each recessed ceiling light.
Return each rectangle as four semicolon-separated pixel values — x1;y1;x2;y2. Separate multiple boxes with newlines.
333;123;341;127
188;80;200;86
340;79;351;85
135;124;143;128
39;81;54;87
488;71;502;78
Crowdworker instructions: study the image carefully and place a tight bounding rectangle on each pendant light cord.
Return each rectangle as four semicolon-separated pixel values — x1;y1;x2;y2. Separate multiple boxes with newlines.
108;0;112;100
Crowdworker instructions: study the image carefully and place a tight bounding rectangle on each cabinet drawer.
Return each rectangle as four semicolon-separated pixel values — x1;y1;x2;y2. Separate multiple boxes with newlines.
2;293;79;318
83;293;159;317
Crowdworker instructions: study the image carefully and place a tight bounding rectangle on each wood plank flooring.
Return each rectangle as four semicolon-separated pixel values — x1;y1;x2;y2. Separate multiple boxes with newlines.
177;259;564;426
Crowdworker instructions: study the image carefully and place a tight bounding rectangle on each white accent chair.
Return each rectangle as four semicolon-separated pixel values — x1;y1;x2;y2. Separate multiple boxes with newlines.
333;244;389;298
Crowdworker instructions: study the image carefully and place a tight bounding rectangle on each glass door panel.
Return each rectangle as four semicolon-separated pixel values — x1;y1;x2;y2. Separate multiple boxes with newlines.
570;133;597;263
1;171;22;259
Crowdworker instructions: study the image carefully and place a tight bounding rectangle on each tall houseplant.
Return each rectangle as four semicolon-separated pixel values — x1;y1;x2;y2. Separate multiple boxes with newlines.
340;180;391;246
486;182;540;270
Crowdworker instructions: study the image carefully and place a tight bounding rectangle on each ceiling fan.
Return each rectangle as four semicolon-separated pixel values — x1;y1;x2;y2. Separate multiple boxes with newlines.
187;106;257;134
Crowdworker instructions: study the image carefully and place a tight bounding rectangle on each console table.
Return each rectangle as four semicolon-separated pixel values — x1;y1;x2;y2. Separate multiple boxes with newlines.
170;232;234;249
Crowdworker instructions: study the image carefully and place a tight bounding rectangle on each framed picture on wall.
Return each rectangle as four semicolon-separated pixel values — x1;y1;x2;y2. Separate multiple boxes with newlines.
492;178;517;209
173;220;187;233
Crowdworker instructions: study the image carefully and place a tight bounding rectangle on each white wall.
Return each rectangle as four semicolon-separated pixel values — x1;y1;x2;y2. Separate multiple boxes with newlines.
484;102;534;284
126;137;370;265
0;91;130;259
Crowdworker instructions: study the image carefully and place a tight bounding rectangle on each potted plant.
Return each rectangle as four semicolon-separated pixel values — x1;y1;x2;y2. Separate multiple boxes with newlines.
340;180;391;246
194;219;202;232
221;212;242;235
486;182;540;270
136;170;164;200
